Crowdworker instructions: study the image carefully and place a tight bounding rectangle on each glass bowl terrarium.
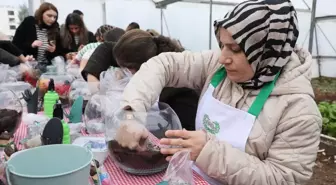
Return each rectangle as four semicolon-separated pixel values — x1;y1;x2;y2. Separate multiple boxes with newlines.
105;102;182;175
0;89;23;144
69;79;91;113
37;73;74;104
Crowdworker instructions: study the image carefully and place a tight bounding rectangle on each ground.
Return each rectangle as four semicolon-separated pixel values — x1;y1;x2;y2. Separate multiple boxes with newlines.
308;143;336;185
307;77;336;184
312;77;336;102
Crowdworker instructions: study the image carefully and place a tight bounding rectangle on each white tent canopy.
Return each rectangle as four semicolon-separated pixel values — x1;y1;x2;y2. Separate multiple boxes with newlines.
27;0;335;77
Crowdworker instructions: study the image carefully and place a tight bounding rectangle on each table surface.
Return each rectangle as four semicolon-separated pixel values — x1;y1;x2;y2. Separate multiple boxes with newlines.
13;122;209;185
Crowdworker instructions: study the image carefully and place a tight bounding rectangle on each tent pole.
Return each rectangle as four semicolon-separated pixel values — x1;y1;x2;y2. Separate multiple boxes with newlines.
160;8;164;35
102;1;107;24
208;0;213;49
308;0;317;53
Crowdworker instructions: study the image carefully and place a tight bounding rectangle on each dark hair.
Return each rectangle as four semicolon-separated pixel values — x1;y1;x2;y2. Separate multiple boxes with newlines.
73;10;83;16
103;27;125;42
126;22;140;31
62;13;89;49
95;25;114;40
34;2;59;41
113;29;184;70
146;29;160;36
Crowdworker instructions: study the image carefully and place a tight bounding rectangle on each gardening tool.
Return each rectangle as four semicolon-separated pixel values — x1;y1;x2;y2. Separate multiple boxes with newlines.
22;88;39;114
64;96;83;123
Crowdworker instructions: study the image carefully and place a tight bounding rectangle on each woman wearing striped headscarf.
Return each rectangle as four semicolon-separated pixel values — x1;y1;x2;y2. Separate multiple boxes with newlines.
113;0;321;184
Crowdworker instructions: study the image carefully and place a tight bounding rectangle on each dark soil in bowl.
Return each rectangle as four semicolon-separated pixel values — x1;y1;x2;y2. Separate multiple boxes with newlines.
108;140;168;175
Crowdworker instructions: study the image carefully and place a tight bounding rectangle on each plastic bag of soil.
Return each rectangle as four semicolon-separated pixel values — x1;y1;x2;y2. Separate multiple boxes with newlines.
105;102;182;175
161;150;194;185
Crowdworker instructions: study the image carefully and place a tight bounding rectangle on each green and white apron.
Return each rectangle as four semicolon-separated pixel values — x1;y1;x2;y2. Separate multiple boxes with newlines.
193;67;280;185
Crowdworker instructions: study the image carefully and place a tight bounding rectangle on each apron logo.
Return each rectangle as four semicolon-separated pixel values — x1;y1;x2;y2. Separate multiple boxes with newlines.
203;114;220;134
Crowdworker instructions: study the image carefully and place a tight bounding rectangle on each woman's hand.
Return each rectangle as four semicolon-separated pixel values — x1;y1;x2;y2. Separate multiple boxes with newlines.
78;45;84;51
66;52;76;60
115;118;149;151
160;129;207;161
31;40;43;48
47;42;56;53
25;55;34;61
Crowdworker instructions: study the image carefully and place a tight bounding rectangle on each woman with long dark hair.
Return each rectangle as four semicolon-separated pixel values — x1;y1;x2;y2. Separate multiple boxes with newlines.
61;13;96;59
12;2;62;64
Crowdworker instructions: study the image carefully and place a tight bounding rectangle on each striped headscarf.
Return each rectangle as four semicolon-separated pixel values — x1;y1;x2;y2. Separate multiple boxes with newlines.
214;0;299;89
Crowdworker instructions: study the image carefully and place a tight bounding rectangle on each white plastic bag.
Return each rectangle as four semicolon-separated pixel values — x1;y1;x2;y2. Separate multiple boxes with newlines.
99;67;131;94
66;64;81;79
84;94;105;134
0;64;16;82
162;150;194;185
22;113;49;139
51;56;66;75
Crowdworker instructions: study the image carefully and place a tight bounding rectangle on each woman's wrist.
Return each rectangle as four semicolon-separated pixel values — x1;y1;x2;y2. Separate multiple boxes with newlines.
202;129;215;142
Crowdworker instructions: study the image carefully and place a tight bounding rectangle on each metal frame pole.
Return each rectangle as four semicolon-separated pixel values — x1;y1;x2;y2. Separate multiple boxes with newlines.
314;26;321;76
102;1;107;24
28;0;34;15
308;0;317;53
208;0;213;49
160;8;164;35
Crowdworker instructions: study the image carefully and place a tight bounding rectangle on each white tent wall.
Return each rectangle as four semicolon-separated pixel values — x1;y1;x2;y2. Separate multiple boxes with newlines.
28;0;336;78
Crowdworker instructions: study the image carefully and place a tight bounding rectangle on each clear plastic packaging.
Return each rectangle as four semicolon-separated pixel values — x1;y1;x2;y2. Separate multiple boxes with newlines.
84;94;104;134
69;79;91;112
51;56;66;75
21;113;49;140
162;150;194;185
0;89;23;140
84;67;131;134
0;82;32;99
38;73;74;102
66;64;81;79
105;102;182;175
0;67;17;83
99;67;131;94
22;61;40;87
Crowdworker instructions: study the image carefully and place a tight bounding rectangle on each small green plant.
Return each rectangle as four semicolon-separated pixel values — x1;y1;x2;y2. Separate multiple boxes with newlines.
318;101;336;137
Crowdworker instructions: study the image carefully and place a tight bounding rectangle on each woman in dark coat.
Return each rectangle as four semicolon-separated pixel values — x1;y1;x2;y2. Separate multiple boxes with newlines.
12;2;62;64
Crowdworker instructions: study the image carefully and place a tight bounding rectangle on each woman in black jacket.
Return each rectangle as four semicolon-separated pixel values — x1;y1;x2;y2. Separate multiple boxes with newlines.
12;2;62;64
61;13;96;60
0;41;33;66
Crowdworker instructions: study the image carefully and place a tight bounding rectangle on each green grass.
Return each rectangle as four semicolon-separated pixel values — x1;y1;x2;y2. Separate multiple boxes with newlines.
312;76;336;93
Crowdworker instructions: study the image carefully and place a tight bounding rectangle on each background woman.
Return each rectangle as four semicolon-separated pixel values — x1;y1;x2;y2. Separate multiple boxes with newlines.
114;1;322;184
113;29;199;131
81;27;125;82
12;2;62;64
71;24;116;64
61;13;96;60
